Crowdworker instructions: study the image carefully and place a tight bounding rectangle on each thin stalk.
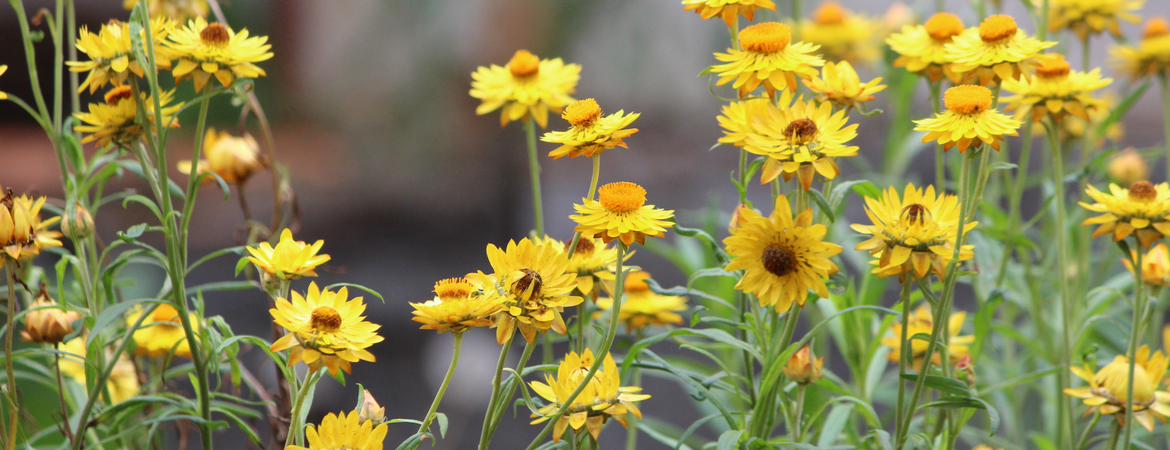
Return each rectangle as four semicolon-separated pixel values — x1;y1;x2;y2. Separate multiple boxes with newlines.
416;333;464;441
1047;122;1075;450
285;370;322;447
996;122;1035;285
791;386;806;442
1120;239;1147;449
66;0;79;139
478;336;514;450
52;0;64;134
1105;420;1121;450
739;149;749;203
576;302;587;353
1073;412;1101;450
4;261;18;450
929;81;944;188
485;342;536;440
53;346;74;447
625;329;645;450
524;119;544;237
893;280;913;443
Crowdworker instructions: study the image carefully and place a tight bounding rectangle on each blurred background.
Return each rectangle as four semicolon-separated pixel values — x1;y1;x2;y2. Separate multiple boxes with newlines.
2;0;1169;448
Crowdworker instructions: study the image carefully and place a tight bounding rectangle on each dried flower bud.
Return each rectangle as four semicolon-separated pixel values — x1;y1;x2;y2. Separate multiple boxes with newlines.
356;389;386;425
61;202;95;239
783;345;823;385
21;284;81;344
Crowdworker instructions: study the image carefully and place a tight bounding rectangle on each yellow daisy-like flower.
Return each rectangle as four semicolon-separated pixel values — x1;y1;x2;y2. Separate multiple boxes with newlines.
165;17;273;92
946;14;1056;86
1064;346;1170;432
851;183;976;281
887;13;966;83
67;17;175;94
0;65;8;100
246;229;331;280
529;349;650;442
881;304;974;370
797;2;882;64
914;85;1021;153
178;128;264;185
285;410;389;450
596;272;687;332
1049;0;1143;41
1107;149;1148;187
1001;54;1112;123
0;191;63;261
571;182;675;246
710;22;825;97
483;238;584;345
716;98;770;147
802;60;886;110
1111;17;1170;79
124;0;209;21
742;93;859;190
74;85;183;148
270;283;383;375
542;98;640;160
723;196;842;312
470;50;581;128
681;0;777;27
59;337;140;405
1123;243;1170;288
536;235;629;299
1063;91;1125;146
126;303;198;359
409;277;503;334
1081;181;1170;249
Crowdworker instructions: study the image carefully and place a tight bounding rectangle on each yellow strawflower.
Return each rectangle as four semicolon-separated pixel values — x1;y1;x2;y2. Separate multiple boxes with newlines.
914;85;1021;153
124;0;209;21
470;50;581;128
710;22;825;97
716;98;770;147
67;17;176;94
246;229;331;280
178;128;265;185
285;410;389;450
165;17;273;92
541;98;640;160
1064;346;1170;431
1080;181;1170;249
797;2;882;64
409;277;502;334
784;345;824;385
742;92;858;190
1123;243;1170;288
127;303;198;358
270;283;383;375
1063;91;1125;146
1107;149;1148;187
529;349;650;442
1111;17;1170;79
74;85;183;147
59;337;140;405
595;272;687;332
0;190;62;262
571;182;675;246
887;13;966;83
1048;0;1143;41
535;235;628;299
483;238;583;345
1001;55;1112;123
724;196;842;312
681;0;776;27
802;60;886;110
881;304;974;370
20;285;81;345
851;183;976;281
946;14;1056;86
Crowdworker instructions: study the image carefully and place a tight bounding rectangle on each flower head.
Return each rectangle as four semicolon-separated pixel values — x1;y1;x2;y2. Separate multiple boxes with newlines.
711;22;825;97
67;17;176;94
270;283;383;375
571;182;675;246
59;337;140;405
21;284;81;344
946;14;1056;86
852;184;976;281
1107;149;1149;187
356;389;387;426
798;2;882;64
74;85;183;147
1001;55;1112;123
410;276;502;334
1124;243;1170;288
784;345;824;385
0;190;63;261
0;65;8;100
178;128;264;185
596;271;687;332
127;303;198;358
61;203;95;240
716;99;770;147
1049;0;1143;41
529;349;650;442
724;196;842;312
483;238;583;345
1080;181;1170;248
742;93;859;190
470;50;581;128
165;17;273;92
681;0;777;26
1111;17;1170;79
246;229;331;280
536;235;629;299
1063;91;1125;145
881;304;974;369
802;61;886;110
124;0;209;21
887;13;966;82
1064;346;1170;431
914;85;1021;152
285;410;389;450
542;99;640;159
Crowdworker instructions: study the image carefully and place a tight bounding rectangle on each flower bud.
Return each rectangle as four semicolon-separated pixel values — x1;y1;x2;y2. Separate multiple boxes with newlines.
1107;149;1149;188
955;354;976;386
356;389;386;426
61;202;95;239
728;203;752;232
21;283;82;344
783;345;823;385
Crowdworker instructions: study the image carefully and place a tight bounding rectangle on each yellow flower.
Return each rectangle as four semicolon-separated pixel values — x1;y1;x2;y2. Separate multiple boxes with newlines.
1049;0;1143;41
74;85;183;148
483;238;583;345
59;337;140;405
681;0;777;27
529;349;650;442
784;344;824;385
596;272;687;332
165;17;273;92
1063;91;1125;145
536;235;629;299
914;85;1021;153
742;92;859;190
851;183;976;281
1123;243;1170;288
946;14;1056;86
21;285;81;345
542;99;640;160
881;304;974;369
972;446;1003;450
285;410;389;450
724;196;842;312
356;389;387;426
124;0;209;21
710;22;825;97
1080;181;1170;249
571;182;675;246
246;229;331;280
67;17;175;94
470;50;581;128
716;98;770;147
127;303;198;358
410;277;502;334
797;2;882;64
1107;149;1148;187
270;283;383;375
1001;55;1112;123
178;128;264;185
0;65;8;100
0;191;61;262
1111;17;1170;79
1064;346;1170;432
802;60;886;110
887;13;966;83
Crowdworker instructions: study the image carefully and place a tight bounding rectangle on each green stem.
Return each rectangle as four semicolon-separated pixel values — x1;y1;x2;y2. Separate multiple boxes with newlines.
1120;239;1147;450
791;386;806;442
1046;122;1075;450
929;81;944;188
478;336;514;450
285;370;322;447
739;149;749;204
997;122;1035;285
4;261;18;450
893;279;913;443
524;119;544;237
485;342;536;440
576;302;587;353
416;333;463;441
625;329;644;450
1073;412;1101;450
1105;420;1121;450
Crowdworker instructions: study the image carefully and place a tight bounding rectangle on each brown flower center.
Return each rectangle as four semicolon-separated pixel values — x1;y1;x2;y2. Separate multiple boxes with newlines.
511;268;544;298
563;98;602;127
508;50;541;78
1129;181;1158;202
761;244;799;277
978;15;1018;43
200;23;231;46
565;237;596;257
783;118;819;145
924;13;964;41
310;306;343;332
1143;18;1170;40
739;22;792;54
813;2;846;25
1034;55;1071;79
104;86;134;106
944;85;993;115
598;182;648;213
900;203;932;227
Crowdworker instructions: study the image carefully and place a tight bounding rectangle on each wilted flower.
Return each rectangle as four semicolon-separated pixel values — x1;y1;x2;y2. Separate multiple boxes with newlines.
21;284;82;344
0;189;63;261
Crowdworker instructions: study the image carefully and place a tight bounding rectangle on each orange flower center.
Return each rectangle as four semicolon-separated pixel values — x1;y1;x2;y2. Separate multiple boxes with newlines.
152;304;183;325
104;86;134;106
508;50;541;78
564;237;596;257
924;13;964;41
762;244;799;277
200;23;231;46
1129;181;1158;202
1034;55;1071;79
624;272;652;293
434;277;473;301
511;268;543;298
739;22;792;54
310;306;343;332
563;98;602;127
899;203;932;227
978;15;1018;43
598;182;647;213
813;2;846;25
1144;18;1170;40
782;118;819;145
944;85;993;115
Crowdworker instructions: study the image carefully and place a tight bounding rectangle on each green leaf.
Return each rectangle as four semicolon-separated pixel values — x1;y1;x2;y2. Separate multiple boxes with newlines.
816;404;853;447
898;374;970;396
435;412;448;438
829;179;870;209
808;188;835;223
917;396;999;436
1096;82;1149;139
717;430;745;450
235;257;252;276
88;299;157;347
118;223;148;242
850;180;882;199
986;162;1018;172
